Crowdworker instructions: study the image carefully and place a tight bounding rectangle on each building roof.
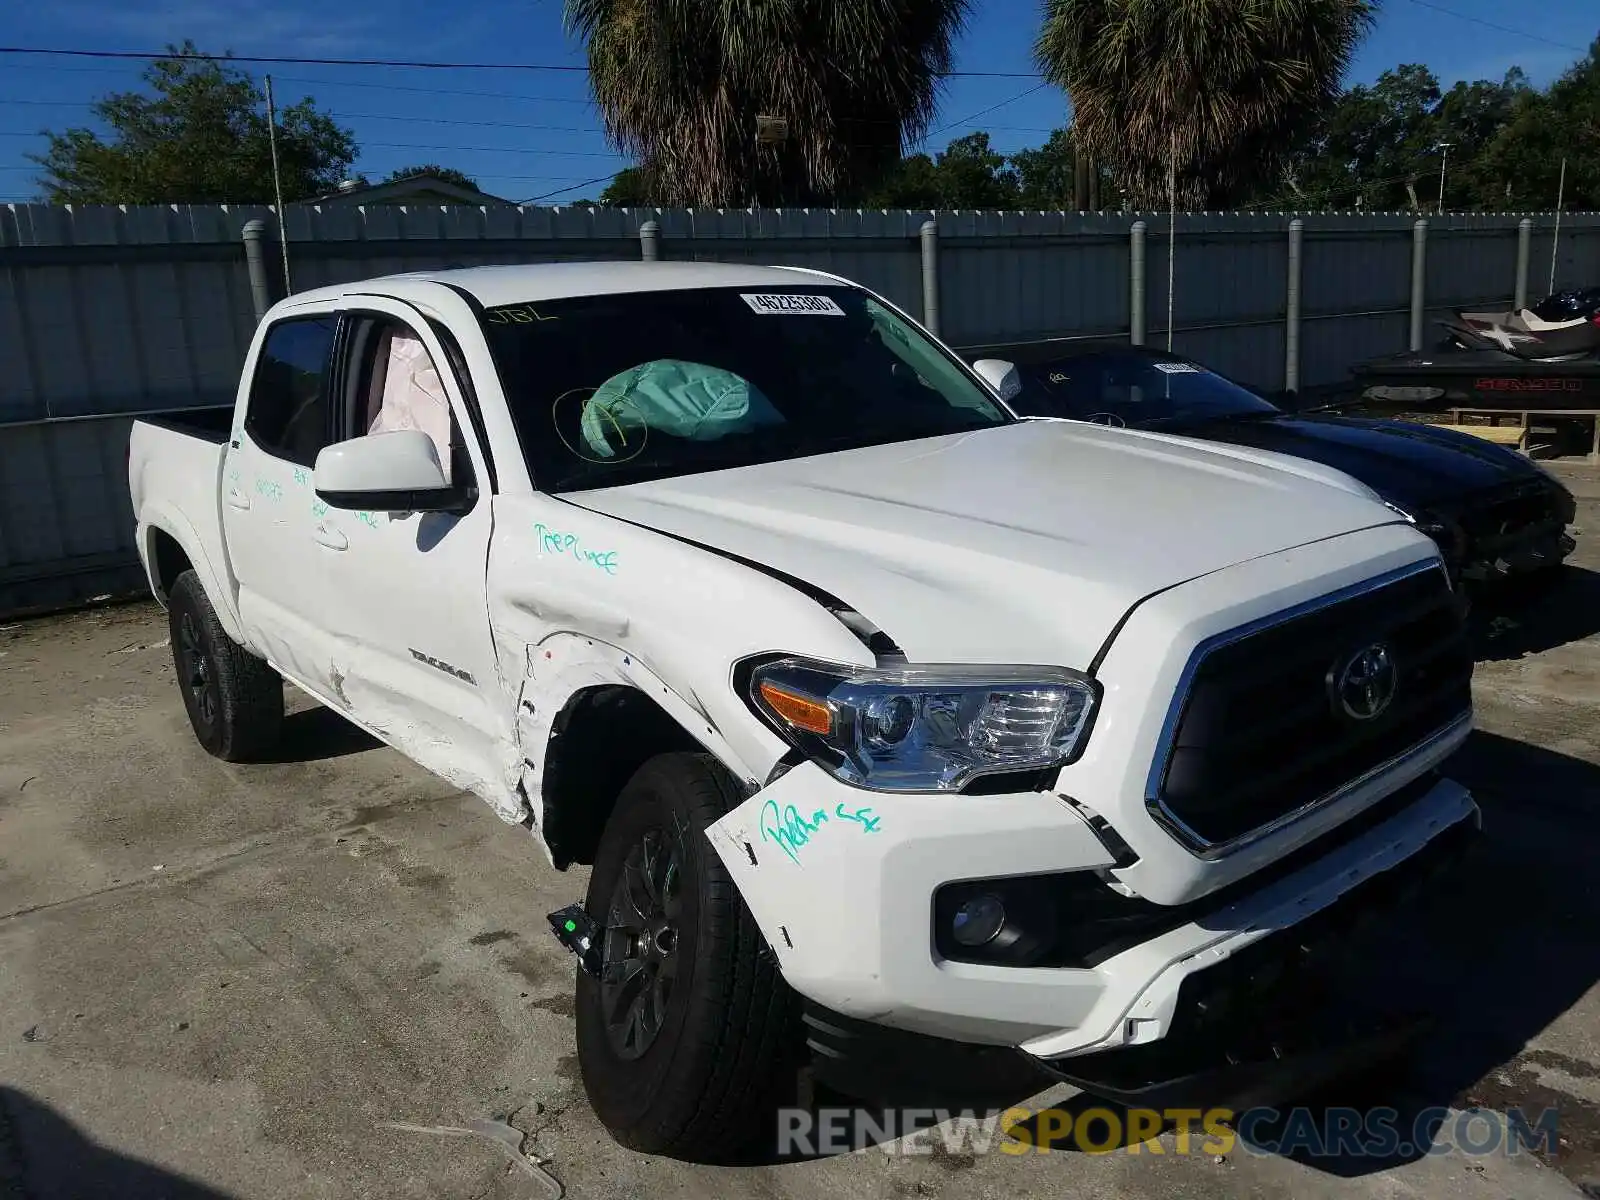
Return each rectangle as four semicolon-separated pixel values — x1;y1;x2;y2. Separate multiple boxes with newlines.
314;173;515;207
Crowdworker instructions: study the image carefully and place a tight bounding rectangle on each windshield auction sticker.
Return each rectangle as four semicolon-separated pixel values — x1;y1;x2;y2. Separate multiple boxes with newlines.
740;293;846;316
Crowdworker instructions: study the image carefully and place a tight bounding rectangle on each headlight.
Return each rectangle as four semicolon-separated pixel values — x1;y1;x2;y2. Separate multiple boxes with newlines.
745;656;1099;792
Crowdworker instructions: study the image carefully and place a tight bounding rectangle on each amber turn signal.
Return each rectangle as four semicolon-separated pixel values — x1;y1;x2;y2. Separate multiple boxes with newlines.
758;681;833;735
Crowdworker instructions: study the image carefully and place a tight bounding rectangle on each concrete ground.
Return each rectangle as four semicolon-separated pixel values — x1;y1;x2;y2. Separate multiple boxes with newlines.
3;468;1600;1200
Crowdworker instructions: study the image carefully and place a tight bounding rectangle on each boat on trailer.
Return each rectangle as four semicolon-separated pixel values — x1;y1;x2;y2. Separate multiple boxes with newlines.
1352;287;1600;412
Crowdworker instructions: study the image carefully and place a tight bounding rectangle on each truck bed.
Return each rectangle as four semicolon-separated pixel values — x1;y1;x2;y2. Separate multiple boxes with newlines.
137;406;234;444
128;411;238;614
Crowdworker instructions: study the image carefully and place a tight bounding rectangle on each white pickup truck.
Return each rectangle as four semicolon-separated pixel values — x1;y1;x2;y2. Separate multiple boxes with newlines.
130;261;1479;1160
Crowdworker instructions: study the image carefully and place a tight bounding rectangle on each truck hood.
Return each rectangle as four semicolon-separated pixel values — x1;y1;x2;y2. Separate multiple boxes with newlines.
565;421;1405;667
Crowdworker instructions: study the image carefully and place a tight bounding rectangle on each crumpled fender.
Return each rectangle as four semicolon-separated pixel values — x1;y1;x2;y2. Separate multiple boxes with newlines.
502;632;770;865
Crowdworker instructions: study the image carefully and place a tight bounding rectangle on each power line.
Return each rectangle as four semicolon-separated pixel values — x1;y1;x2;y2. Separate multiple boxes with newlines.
0;130;625;156
519;172;619;203
0;61;602;105
0;46;588;72
1399;0;1587;53
361;141;622;158
915;82;1055;149
0;45;1041;79
0;166;611;182
0;102;607;134
278;75;598;104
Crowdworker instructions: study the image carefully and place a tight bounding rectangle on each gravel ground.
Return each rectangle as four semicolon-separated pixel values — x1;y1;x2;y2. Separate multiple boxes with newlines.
1;465;1597;1200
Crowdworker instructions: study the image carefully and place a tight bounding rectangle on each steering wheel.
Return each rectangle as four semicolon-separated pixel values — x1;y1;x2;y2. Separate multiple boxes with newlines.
1085;412;1127;428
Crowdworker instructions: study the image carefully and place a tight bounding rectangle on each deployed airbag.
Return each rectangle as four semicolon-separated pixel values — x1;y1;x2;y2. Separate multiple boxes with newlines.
580;359;783;458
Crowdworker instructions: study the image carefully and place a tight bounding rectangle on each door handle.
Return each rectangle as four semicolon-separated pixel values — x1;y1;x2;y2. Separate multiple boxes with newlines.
313;522;348;551
226;487;252;511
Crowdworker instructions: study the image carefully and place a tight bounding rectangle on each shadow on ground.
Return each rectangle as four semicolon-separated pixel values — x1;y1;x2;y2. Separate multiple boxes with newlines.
741;731;1600;1182
0;1086;233;1199
1472;565;1600;661
254;704;381;764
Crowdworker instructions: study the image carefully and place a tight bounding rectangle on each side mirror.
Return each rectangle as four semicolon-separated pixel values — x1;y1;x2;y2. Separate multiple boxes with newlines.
314;430;462;512
971;358;1023;402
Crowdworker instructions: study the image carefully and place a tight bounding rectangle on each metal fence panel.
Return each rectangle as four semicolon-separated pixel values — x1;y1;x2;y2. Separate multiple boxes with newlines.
3;201;1599;615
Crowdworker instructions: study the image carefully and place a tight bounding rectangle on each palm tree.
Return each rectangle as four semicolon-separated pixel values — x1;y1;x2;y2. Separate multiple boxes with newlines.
566;0;971;207
1035;0;1377;208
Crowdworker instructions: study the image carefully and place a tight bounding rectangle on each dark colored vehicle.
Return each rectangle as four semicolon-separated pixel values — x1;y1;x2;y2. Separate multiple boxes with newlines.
965;339;1576;586
1352;286;1600;411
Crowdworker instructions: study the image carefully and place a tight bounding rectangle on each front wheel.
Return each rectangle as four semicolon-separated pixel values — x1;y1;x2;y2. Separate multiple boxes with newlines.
167;569;283;761
574;752;797;1162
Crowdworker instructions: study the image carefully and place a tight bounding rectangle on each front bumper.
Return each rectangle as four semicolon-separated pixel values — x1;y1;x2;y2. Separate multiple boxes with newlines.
705;760;1480;1053
1036;806;1477;1108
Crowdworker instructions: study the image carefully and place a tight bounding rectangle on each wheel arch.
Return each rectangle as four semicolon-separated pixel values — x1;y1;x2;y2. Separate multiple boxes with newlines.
139;506;247;643
512;634;768;869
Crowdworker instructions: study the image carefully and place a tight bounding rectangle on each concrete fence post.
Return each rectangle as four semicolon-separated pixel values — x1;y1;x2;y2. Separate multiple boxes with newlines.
1409;219;1429;352
639;219;661;262
1515;218;1534;311
919;219;940;336
1285;218;1304;395
241;219;274;323
1129;221;1147;346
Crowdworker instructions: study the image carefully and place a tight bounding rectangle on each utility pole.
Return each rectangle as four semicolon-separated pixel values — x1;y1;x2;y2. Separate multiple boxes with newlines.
1436;143;1453;214
1550;156;1568;294
265;75;292;295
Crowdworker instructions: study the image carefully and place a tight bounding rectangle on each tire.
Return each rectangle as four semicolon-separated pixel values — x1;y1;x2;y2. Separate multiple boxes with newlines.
575;752;797;1162
167;569;283;761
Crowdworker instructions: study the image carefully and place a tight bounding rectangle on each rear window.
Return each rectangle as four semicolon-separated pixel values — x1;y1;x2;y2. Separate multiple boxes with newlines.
245;316;338;465
1011;350;1278;428
477;286;1011;491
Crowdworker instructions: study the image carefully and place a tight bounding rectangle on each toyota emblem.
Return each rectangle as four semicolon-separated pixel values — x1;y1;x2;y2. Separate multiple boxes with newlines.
1332;643;1398;722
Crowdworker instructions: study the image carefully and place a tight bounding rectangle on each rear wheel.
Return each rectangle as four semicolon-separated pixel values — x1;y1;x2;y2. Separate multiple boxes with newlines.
167;569;283;761
574;752;797;1162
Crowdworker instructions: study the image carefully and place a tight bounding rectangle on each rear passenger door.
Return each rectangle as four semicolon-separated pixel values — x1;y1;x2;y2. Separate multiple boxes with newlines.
222;308;343;698
307;299;504;790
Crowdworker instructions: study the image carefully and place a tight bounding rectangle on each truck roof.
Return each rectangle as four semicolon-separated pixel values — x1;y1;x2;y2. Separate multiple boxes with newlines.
285;261;843;310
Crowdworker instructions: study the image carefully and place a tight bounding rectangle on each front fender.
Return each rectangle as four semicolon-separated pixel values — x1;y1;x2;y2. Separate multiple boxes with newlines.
503;632;769;859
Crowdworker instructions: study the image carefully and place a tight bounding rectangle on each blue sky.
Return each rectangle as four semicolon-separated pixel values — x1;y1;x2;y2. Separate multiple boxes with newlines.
1;0;1595;204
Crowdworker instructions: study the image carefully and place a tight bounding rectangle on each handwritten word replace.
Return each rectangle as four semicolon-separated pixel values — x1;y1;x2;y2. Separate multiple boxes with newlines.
759;798;882;865
532;522;620;576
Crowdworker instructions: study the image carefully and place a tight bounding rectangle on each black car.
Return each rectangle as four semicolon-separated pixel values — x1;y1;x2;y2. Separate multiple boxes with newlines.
962;339;1577;586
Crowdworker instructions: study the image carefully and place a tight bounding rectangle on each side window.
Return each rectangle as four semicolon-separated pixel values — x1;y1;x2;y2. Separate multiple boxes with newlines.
245;316;338;466
344;316;469;489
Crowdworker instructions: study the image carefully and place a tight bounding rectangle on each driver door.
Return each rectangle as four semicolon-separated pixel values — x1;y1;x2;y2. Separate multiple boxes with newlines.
309;298;504;789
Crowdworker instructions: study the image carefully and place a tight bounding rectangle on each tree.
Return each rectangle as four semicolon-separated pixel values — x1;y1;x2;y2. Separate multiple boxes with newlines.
32;43;356;204
1035;0;1376;208
1010;128;1077;207
864;133;1023;207
1476;38;1600;210
932;133;1020;207
1269;63;1541;211
1287;64;1443;209
383;164;480;191
598;165;658;206
565;0;971;207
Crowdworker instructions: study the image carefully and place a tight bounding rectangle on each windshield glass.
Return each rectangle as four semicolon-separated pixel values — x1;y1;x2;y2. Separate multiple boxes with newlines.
478;285;1012;491
1008;350;1279;428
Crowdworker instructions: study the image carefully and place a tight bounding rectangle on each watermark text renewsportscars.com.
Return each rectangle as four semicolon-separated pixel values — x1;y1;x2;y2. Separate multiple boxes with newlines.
777;1105;1560;1159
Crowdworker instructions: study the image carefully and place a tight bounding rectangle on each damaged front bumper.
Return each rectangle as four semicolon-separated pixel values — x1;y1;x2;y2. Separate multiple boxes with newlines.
704;761;1481;1060
1035;804;1477;1109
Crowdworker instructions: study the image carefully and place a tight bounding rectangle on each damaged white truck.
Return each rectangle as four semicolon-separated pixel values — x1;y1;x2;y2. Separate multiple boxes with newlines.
129;261;1479;1161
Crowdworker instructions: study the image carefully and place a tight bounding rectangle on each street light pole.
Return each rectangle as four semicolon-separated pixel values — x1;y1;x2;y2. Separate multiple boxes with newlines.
1436;143;1453;214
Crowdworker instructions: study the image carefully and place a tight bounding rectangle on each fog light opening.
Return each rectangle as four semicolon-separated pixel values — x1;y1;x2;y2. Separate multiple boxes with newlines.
951;893;1007;948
